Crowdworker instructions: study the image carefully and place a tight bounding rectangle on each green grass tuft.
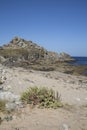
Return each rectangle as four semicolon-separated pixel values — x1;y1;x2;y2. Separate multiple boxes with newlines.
21;86;63;109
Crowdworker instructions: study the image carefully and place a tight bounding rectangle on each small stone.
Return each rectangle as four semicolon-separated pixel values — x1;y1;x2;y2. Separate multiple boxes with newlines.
5;102;16;111
0;86;3;91
4;85;12;91
75;98;81;101
85;98;87;100
15;101;24;108
12;115;17;120
14;128;19;130
61;124;69;130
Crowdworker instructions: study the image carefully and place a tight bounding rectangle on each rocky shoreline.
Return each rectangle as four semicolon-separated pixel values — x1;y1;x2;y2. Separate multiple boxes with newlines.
0;37;87;77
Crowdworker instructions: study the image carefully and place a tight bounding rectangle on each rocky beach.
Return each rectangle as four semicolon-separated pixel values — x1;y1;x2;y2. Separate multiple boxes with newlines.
0;37;87;130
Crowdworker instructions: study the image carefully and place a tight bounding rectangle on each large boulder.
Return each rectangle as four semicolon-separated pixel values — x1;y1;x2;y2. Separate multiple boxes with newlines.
0;56;6;63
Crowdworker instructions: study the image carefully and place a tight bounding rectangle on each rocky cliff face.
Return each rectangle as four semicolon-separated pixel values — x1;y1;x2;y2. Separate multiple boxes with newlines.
0;37;74;70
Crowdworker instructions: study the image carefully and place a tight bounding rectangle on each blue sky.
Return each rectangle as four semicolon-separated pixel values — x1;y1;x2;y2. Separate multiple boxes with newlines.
0;0;87;56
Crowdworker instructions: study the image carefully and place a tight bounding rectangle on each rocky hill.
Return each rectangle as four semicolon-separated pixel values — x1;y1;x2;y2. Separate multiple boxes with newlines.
0;36;74;71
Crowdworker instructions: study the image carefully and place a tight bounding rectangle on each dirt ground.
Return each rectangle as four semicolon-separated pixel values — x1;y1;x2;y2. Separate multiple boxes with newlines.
0;65;87;130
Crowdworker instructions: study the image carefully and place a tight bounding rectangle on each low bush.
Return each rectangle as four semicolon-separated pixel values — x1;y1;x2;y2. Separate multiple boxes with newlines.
0;100;6;112
21;86;62;109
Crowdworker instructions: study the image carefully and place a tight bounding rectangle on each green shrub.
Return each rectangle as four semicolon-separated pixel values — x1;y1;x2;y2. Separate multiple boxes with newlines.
0;100;6;112
21;86;62;108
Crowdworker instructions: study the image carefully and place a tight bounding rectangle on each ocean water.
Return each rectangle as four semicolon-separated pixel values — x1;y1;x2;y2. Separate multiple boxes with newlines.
68;57;87;75
70;57;87;66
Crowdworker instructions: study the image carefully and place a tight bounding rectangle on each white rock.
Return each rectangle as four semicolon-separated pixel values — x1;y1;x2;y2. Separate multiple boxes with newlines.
62;124;69;130
75;98;81;101
19;81;22;85
2;70;6;75
4;85;12;91
14;95;20;101
85;97;87;100
12;115;17;120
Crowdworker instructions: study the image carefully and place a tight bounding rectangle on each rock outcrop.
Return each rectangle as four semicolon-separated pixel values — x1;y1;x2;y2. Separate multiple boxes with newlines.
0;65;23;111
0;37;74;70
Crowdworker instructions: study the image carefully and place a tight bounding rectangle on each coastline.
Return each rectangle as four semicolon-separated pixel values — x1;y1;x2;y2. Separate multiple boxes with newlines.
70;56;87;66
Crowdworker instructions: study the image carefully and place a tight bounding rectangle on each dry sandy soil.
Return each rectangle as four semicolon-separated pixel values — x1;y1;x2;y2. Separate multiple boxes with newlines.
0;65;87;130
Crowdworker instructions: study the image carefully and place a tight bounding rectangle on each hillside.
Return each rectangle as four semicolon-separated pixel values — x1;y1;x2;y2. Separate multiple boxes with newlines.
0;37;75;71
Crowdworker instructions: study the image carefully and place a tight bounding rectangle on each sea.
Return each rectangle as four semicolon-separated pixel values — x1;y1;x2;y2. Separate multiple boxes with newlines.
68;57;87;75
70;57;87;66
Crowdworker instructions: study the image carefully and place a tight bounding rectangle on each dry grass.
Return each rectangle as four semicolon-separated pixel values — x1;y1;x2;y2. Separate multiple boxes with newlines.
0;48;29;58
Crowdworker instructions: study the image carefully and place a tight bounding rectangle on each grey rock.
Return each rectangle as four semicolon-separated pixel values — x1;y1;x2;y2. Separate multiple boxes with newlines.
0;91;20;102
60;52;70;58
0;91;23;110
0;86;3;91
0;56;6;63
5;102;16;111
1;76;6;82
4;115;13;121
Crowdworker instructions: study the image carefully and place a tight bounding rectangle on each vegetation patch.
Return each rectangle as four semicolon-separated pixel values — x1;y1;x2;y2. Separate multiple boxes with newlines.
0;80;3;85
31;65;55;71
0;48;29;58
0;100;6;112
21;86;62;109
